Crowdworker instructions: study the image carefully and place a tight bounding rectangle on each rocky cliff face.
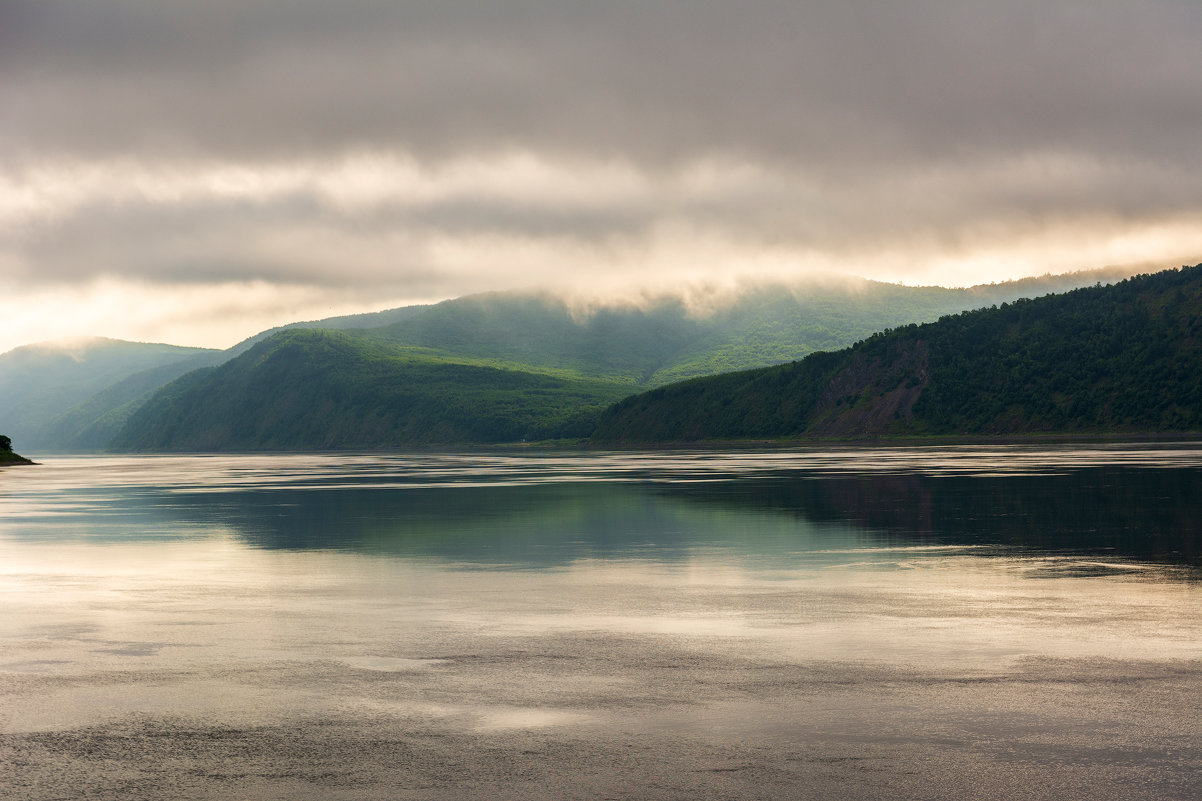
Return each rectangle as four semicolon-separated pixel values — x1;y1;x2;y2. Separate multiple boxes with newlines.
804;340;930;437
591;265;1202;443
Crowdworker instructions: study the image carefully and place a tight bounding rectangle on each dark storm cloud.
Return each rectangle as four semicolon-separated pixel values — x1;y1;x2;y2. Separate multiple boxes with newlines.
7;149;1191;302
5;0;1201;172
4;0;1202;336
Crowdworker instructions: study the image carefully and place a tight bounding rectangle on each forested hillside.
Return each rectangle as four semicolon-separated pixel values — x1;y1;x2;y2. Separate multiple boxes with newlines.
221;303;432;357
366;269;1138;386
111;330;630;450
0;434;34;465
4;265;1144;451
0;307;432;452
592;265;1202;442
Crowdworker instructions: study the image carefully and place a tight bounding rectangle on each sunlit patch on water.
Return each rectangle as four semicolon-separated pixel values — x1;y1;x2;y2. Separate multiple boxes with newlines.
1018;559;1169;579
472;706;591;731
340;656;448;672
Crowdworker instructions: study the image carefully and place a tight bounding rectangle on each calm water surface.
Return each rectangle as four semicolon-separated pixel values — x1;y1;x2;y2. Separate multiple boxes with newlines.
1;445;1201;800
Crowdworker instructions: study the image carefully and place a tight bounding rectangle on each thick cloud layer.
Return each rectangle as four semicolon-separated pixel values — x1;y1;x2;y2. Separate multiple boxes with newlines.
3;0;1201;349
7;1;1202;166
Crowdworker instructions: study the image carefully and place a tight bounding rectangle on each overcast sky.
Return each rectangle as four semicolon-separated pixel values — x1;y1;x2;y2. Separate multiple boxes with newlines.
3;0;1201;352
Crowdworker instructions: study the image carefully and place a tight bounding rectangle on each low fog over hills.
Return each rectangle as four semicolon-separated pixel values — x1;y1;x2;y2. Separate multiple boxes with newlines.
2;266;1142;452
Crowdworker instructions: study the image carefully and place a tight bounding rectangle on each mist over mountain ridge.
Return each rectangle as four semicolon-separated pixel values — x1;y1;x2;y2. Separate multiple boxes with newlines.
593;264;1202;442
0;338;218;453
0;264;1161;452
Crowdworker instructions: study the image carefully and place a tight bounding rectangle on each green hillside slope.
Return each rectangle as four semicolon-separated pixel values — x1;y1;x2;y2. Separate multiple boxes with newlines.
222;303;432;357
111;329;631;451
592;264;1202;442
369;268;1139;387
40;353;230;451
15;264;1140;452
0;339;218;451
3;306;429;452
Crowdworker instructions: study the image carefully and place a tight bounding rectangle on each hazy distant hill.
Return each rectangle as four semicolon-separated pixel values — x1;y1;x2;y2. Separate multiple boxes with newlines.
591;264;1202;442
365;267;1142;387
222;303;432;357
110;265;1157;451
0;306;430;453
112;329;630;450
38;354;224;452
5;265;1145;451
0;338;217;451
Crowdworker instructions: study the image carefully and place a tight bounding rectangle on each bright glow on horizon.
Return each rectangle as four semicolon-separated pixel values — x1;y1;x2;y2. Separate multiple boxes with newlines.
2;152;1198;354
0;278;436;353
6;2;1201;354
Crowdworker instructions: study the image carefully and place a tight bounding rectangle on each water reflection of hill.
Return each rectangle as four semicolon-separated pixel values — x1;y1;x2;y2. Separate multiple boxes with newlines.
164;463;1202;567
170;483;876;566
12;453;1196;567
660;467;1202;565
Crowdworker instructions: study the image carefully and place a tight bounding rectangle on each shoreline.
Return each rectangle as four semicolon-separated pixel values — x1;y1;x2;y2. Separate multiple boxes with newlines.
50;431;1202;457
577;430;1202;451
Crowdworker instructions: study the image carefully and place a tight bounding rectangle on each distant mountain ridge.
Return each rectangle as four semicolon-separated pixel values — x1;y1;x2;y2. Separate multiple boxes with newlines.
222;303;432;357
0;338;218;451
0;265;1152;451
362;267;1145;387
591;264;1202;442
0;305;442;452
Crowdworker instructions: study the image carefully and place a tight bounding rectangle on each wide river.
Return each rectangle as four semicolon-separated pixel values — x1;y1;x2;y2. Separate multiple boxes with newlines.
2;445;1201;800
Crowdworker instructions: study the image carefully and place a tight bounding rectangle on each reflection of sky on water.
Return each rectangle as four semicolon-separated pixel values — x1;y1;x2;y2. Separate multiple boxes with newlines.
4;447;1202;801
1;445;1201;567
